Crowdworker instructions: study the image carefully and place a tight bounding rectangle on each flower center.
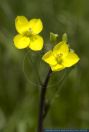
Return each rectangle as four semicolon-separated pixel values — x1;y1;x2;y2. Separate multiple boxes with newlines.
24;28;34;37
56;53;63;64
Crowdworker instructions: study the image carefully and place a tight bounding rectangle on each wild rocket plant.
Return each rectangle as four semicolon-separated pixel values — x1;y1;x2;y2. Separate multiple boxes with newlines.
13;16;80;132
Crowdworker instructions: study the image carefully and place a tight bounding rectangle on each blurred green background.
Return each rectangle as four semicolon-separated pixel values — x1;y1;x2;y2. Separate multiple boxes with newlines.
0;0;89;131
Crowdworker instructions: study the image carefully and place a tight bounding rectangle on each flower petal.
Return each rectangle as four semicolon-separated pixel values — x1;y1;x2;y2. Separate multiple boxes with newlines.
28;19;43;35
53;41;69;58
62;51;80;67
51;64;65;71
42;50;57;65
29;35;43;51
15;16;29;34
13;34;30;49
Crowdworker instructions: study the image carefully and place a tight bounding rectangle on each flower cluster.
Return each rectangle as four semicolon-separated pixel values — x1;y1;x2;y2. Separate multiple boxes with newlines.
13;16;80;71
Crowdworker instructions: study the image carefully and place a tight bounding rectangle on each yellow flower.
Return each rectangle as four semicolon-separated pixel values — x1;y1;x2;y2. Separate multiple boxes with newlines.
42;41;80;71
13;16;43;51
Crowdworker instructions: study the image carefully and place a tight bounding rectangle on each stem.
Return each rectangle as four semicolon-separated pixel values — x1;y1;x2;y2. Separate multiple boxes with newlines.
37;68;52;132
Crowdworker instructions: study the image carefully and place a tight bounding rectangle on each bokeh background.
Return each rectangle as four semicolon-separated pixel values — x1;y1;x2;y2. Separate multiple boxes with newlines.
0;0;89;131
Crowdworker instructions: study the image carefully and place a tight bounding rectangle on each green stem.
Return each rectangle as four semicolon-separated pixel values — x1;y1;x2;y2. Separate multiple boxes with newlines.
37;68;52;132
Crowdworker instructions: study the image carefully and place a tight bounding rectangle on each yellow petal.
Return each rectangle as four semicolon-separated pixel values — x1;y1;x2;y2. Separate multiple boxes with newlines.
53;41;69;58
42;50;57;65
28;19;43;35
51;64;65;71
15;16;29;34
62;51;80;67
13;34;30;49
29;35;43;51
